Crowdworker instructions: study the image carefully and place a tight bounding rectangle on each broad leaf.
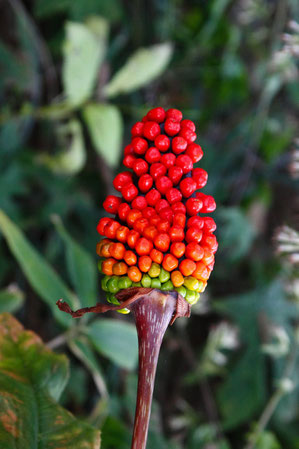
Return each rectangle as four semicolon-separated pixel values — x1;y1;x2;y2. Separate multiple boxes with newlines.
104;43;173;97
83;103;123;167
52;216;97;307
86;318;138;370
0;210;77;327
0;313;101;448
0;285;24;313
62;18;108;106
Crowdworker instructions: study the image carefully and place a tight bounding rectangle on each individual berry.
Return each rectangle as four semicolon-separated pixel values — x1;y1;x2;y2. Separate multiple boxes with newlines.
186;227;203;243
97;217;112;235
116;225;129;243
132;196;148;210
196;193;216;213
186;198;203;216
142;206;156;219
186;143;203;163
183;276;199;291
141;274;152;288
143;121;160;140
192;262;209;281
113;171;133;191
150;215;161;227
104;220;121;239
192;167;208;188
185;242;204;261
168;166;183;185
133;159;148;177
135;237;153;256
103;195;122;214
156;176;173;195
100;241;113;258
113;261;128;276
166;188;182;205
159;207;174;222
145;147;161;164
172;136;188;154
166;108;183;122
154;233;170;252
118;203;131;221
132;137;148;155
124;144;134;156
118;276;133;290
171;202;186;215
131;121;144;137
169;225;184;242
181;119;196;132
203;217;217;232
179;259;196;276
126;209;142;227
179;178;197;198
173;213;186;228
165;119;180;136
170;242;185;258
179;128;197;143
150;248;163;264
128;266;142;283
161;153;176;168
134;217;149;234
162;254;178;272
102;258;116;276
147;107;166;123
150;162;167;180
201;234;218;253
127;230;140;248
122;183;138;202
151;278;161;288
109;242;126;260
145;189;161;206
202;248;214;265
155;199;169;214
138;174;153;193
155;134;170;152
123;154;137;168
96;239;110;256
171;270;184;287
143;225;158;241
148;262;161;278
159;268;170;284
176;154;193;174
187;216;204;229
139;255;152;272
157;218;170;232
124;250;137;266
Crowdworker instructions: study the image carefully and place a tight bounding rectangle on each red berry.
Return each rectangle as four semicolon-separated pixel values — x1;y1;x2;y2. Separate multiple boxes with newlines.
169;225;185;242
159;207;174;222
132;137;148;155
154;233;170;252
133;158;148;176
186;143;203;163
113;171;133;191
166;108;183;122
147;107;166;123
124;144;134;156
196;193;216;212
156;176;173;195
155;199;169;213
104;220;121;239
134;217;149;234
181;119;196;132
172;136;188;154
103;195;122;214
179;178;197;198
142;207;156;219
97;217;112;235
123;154;137;168
161;153;176;168
165;119;180;136
143;121;161;140
179;128;197;143
145;189;161;206
118;203;131;221
187;216;204;229
138;174;153;193
155;134;170;152
132;196;148;210
168;166;183;185
143;225;158;241
170;242;185;258
185;242;204;261
173;213;186;228
171;202;186;215
145;147;161;164
203;217;217;232
201;234;218;253
131;122;144;137
166;188;182;204
150;163;167;180
122;183;138;202
157;218;170;232
127;209;142;227
192;168;208;188
176;155;193;174
186;198;203;216
186;227;203;243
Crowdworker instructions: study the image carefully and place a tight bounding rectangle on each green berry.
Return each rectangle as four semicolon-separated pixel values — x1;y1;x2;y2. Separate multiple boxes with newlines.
160;280;174;291
101;275;110;292
118;276;132;290
185;289;197;305
159;268;170;283
97;260;103;272
141;274;152;288
107;276;120;294
184;276;199;291
148;263;161;278
151;278;161;289
196;281;204;292
132;281;142;287
175;286;186;297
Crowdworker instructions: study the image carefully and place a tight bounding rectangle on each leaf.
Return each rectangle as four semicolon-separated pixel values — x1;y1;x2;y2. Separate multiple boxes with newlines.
0;285;24;314
0;313;101;448
104;43;173;97
86;318;138;370
255;431;281;449
83;103;123;167
39;120;86;175
62;18;108;106
52;215;97;307
0;210;77;327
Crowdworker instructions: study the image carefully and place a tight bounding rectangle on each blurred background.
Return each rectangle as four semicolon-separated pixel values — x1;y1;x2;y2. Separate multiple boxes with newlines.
0;0;298;448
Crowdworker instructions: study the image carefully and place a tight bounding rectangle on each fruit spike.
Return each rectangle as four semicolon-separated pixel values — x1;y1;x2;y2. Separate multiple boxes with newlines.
97;107;217;305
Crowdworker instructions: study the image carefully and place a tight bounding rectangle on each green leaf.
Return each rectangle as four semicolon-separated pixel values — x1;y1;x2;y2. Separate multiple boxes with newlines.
39;120;86;175
83;103;123;167
0;285;24;314
86;318;138;370
52;215;97;307
0;313;101;448
62;18;108;106
104;43;173;97
255;431;281;449
0;210;77;327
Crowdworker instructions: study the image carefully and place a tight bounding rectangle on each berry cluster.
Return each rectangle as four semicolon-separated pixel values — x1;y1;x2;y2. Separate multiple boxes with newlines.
97;107;217;307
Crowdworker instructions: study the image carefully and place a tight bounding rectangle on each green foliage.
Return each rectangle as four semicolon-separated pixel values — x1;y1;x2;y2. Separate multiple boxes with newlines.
0;286;24;313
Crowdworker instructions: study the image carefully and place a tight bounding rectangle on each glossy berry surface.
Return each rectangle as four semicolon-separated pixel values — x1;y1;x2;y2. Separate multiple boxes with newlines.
97;107;218;307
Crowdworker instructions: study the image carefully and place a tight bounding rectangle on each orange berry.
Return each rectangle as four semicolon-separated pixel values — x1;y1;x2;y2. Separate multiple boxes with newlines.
135;237;153;256
116;226;129;243
96;239;110;256
127;209;143;227
179;259;196;276
171;270;184;287
113;261;128;275
138;255;152;272
134;217;149;234
202;248;214;265
169;225;185;242
162;254;178;272
100;242;113;258
128;266;142;282
157;219;170;233
109;242;126;260
154;233;170;252
102;258;116;276
185;226;203;243
185;242;204;261
193;262;209;280
124;250;137;266
143;225;158;241
150;248;163;264
150;215;161;227
127;230;140;248
170;242;185;258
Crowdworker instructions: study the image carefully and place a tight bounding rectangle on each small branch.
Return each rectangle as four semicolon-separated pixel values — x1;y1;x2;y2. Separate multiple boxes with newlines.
47;332;68;349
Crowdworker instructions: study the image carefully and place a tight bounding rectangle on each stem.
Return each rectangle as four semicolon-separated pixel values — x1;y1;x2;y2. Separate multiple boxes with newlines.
130;291;177;449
